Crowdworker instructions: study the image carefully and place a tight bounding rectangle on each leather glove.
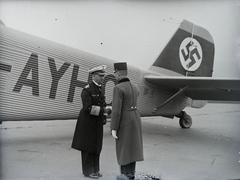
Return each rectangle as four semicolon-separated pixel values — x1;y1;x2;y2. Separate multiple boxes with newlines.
107;108;112;115
111;130;118;139
106;106;112;115
104;107;112;115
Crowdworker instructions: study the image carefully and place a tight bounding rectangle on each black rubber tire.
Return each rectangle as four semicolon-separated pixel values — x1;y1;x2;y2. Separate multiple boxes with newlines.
179;113;192;128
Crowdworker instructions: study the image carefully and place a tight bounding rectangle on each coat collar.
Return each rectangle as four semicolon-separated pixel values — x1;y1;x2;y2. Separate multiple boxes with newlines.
92;80;101;87
90;81;102;91
118;77;130;84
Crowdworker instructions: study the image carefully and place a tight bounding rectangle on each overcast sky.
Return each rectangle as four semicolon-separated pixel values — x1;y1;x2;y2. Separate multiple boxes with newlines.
0;0;239;77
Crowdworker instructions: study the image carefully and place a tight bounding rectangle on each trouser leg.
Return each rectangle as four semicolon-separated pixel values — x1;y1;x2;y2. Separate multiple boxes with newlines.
81;151;94;176
81;151;100;176
120;162;136;179
93;153;100;173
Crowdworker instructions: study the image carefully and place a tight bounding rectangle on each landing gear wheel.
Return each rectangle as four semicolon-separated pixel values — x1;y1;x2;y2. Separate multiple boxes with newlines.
179;111;192;129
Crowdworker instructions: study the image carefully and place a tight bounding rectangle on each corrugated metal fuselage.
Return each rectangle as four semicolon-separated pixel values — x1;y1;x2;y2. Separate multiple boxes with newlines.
0;24;193;121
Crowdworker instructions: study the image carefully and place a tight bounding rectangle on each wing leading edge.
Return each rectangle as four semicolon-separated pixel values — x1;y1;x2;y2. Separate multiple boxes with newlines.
144;74;240;101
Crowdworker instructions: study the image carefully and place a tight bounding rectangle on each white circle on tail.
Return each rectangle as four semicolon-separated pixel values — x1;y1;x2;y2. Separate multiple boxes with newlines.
179;37;203;71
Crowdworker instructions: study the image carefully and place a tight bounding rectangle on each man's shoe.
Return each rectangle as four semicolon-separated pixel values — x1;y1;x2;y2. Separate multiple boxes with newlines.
84;173;99;179
95;172;102;177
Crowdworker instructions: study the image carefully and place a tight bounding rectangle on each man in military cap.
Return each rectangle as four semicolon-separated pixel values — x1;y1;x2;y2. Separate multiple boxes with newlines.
72;65;111;179
110;62;144;180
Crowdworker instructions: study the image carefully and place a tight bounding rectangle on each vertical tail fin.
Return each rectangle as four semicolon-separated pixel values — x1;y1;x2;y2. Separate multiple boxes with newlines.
150;19;214;77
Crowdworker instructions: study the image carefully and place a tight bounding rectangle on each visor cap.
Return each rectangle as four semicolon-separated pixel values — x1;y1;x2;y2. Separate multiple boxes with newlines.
114;62;127;72
88;65;107;75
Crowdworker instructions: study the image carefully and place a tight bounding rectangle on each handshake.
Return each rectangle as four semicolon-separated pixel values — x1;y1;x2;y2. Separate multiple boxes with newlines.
104;106;112;115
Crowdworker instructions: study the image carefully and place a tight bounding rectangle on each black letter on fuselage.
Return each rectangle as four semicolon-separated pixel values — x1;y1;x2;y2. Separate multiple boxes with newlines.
13;53;39;96
67;64;88;103
48;57;71;99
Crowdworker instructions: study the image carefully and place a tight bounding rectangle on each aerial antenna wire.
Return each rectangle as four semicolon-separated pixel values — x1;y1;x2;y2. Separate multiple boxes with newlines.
163;18;182;24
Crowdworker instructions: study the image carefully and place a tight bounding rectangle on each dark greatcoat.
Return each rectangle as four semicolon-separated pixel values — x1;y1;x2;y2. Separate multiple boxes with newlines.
71;82;106;154
110;78;144;165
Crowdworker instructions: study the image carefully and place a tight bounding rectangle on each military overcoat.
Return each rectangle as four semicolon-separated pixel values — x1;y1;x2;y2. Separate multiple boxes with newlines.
71;82;106;154
110;78;144;165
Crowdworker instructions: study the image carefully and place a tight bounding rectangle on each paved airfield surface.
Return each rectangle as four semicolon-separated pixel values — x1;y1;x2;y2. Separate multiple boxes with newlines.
1;104;240;180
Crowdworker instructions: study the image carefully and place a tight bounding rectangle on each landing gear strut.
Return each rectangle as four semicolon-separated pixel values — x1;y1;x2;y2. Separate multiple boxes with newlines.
177;111;192;129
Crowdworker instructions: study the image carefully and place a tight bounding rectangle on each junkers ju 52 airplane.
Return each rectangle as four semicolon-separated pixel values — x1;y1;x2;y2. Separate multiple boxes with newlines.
0;19;240;128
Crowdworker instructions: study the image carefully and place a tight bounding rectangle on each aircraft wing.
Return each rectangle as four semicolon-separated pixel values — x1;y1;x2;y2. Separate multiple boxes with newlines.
144;74;240;101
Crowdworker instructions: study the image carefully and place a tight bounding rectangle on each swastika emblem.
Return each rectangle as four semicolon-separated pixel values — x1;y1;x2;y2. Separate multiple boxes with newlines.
179;37;203;71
